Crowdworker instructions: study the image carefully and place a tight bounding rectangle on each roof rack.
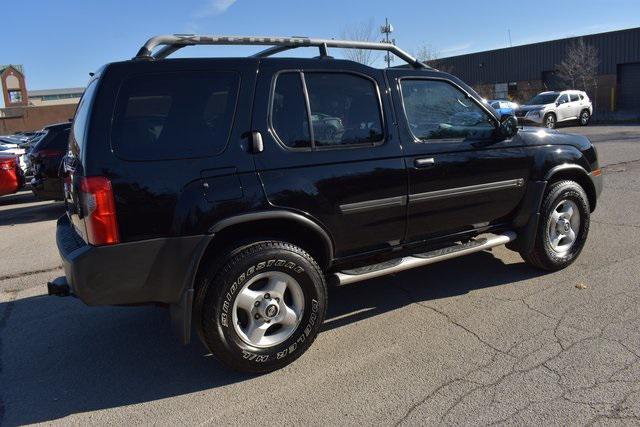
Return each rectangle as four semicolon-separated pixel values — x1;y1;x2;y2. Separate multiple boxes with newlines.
134;34;429;69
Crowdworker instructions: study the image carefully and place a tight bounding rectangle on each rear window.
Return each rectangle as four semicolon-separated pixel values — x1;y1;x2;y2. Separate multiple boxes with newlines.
39;128;70;150
111;71;240;161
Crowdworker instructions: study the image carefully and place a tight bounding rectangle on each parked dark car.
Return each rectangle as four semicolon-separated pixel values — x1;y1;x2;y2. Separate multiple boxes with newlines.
0;153;25;196
27;122;71;200
49;35;603;373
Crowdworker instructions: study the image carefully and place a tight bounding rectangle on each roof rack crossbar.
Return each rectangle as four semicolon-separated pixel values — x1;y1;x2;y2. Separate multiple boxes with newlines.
134;34;428;69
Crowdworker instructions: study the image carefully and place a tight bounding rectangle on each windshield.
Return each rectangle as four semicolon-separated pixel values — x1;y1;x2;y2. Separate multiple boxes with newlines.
526;93;558;105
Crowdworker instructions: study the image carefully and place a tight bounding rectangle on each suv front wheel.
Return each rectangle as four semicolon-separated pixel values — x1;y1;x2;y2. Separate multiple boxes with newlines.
544;113;557;129
520;180;590;271
579;110;591;126
196;241;327;373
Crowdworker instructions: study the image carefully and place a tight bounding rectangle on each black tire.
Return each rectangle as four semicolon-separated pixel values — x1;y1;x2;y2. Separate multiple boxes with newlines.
579;109;591;126
520;180;590;271
196;241;327;373
543;113;556;129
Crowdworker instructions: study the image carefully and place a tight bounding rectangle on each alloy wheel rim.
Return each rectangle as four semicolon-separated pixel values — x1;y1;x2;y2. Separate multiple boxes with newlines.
547;199;580;255
232;271;305;348
581;112;589;124
546;116;555;128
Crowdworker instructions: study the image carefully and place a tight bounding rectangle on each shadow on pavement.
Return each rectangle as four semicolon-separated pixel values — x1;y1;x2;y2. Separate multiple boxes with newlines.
0;191;38;207
0;201;65;226
0;250;542;425
324;250;541;331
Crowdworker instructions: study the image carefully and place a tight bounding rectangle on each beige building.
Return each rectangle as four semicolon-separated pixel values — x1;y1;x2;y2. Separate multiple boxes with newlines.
28;87;84;106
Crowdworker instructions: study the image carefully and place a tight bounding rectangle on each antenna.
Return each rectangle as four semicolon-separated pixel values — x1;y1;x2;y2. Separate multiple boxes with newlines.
508;29;513;47
380;18;395;68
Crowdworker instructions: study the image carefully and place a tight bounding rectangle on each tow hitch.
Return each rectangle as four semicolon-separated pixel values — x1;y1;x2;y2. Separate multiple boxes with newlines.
47;276;71;297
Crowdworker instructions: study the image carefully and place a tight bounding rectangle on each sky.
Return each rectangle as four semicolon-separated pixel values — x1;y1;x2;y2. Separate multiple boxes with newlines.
3;0;640;90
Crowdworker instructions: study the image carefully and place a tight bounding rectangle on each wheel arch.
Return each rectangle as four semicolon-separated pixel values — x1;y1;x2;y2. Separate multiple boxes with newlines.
544;164;597;212
205;210;334;271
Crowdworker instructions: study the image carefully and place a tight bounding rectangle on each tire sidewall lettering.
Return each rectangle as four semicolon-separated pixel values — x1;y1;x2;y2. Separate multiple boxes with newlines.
218;256;320;364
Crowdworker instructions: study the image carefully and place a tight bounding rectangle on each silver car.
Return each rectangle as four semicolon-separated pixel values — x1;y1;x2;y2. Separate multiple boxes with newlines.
516;90;593;129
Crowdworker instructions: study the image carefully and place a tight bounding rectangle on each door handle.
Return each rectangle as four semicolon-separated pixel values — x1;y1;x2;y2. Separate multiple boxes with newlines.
414;157;435;168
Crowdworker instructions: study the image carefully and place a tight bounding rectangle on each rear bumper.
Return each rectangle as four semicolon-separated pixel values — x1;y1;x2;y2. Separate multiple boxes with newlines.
56;215;209;306
31;176;64;200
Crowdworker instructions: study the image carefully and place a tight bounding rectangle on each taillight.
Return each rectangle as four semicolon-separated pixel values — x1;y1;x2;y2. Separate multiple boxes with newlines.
79;176;120;246
0;158;16;170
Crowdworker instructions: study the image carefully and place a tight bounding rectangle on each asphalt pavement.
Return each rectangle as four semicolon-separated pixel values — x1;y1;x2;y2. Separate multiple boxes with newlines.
1;125;639;425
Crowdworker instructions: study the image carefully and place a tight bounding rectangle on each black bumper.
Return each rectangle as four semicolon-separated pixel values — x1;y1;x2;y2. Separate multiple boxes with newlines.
56;215;210;306
590;170;603;202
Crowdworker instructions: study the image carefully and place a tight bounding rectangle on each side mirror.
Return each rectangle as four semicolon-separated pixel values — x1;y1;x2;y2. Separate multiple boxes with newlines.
499;115;519;138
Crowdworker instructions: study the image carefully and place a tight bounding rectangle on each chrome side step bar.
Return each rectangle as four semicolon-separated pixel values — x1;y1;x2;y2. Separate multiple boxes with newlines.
333;232;517;286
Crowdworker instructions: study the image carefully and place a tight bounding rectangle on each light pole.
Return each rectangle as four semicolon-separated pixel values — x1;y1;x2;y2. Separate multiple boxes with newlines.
380;18;395;68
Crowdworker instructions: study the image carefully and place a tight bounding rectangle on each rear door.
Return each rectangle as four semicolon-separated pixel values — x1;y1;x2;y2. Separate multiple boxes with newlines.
387;71;531;243
252;60;407;258
568;93;582;118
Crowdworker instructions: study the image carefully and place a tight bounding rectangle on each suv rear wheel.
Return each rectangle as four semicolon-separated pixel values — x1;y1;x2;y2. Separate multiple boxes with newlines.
520;180;590;271
544;113;556;129
196;241;327;373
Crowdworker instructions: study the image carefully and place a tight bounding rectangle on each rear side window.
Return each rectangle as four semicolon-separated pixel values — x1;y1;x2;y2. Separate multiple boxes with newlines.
270;71;384;150
305;73;383;148
570;94;580;102
111;71;240;160
271;73;311;149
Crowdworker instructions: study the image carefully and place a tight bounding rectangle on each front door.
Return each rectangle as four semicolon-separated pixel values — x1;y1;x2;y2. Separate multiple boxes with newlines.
556;93;572;121
252;60;407;258
387;71;531;243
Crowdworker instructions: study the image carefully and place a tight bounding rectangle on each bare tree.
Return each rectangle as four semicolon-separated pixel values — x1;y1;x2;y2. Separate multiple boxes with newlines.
340;18;379;66
414;43;440;62
556;38;599;92
414;43;454;73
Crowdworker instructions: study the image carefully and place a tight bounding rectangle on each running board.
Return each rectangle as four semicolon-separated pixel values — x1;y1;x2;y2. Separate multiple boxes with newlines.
333;232;517;286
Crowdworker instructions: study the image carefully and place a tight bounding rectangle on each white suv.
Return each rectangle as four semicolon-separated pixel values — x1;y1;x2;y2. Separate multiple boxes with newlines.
516;90;592;129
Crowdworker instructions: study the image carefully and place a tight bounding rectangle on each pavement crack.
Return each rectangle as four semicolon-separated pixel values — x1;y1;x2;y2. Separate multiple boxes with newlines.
0;266;62;282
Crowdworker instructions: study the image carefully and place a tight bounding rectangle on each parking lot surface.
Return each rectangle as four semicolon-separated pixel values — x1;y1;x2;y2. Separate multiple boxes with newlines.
1;125;639;425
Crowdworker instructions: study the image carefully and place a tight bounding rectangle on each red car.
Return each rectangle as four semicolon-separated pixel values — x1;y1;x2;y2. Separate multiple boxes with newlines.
0;153;25;196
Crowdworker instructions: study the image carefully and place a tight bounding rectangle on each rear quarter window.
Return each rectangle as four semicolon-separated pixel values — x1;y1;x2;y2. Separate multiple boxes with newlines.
111;71;240;161
71;79;98;154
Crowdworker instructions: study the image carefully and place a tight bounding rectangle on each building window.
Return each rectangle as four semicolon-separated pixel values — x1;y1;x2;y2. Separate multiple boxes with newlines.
8;90;22;103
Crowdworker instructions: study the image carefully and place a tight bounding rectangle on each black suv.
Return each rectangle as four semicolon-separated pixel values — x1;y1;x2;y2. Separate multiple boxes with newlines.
50;35;603;373
28;122;71;200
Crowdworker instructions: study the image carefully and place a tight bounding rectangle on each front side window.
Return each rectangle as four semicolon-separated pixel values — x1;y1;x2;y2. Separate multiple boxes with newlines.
111;71;239;160
557;94;569;104
400;79;496;142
